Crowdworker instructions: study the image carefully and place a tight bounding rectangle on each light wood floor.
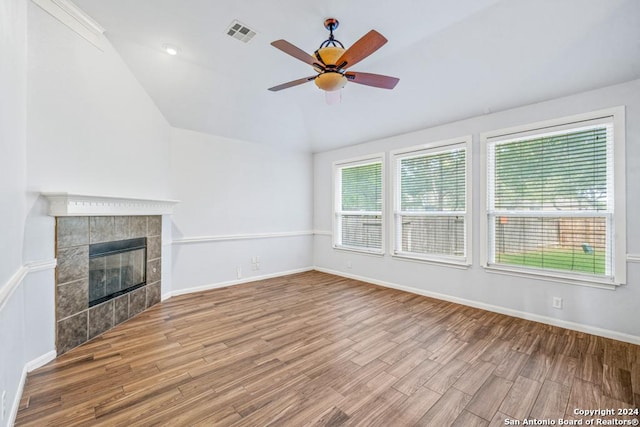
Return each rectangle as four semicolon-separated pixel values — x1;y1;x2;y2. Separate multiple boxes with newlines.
16;271;639;426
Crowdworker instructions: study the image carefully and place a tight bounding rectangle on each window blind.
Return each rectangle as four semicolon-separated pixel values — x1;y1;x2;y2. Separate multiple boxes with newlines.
395;146;467;261
335;160;383;251
487;123;614;278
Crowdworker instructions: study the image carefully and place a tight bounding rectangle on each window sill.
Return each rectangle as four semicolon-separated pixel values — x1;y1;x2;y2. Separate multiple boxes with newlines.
392;253;471;270
482;264;619;290
333;245;385;257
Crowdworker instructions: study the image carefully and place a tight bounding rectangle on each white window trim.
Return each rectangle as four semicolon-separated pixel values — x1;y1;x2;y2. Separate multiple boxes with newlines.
390;136;473;267
480;106;626;288
332;153;385;255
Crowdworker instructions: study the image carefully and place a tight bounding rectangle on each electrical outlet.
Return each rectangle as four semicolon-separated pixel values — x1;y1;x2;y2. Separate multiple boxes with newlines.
236;266;242;279
346;260;352;269
552;297;563;309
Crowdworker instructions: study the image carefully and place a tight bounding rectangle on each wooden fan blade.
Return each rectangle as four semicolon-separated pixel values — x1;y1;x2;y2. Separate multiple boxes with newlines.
268;76;316;92
335;30;387;70
271;40;317;66
345;72;399;89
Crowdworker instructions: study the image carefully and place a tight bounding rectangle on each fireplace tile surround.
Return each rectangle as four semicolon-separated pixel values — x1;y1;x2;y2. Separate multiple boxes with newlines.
55;215;162;354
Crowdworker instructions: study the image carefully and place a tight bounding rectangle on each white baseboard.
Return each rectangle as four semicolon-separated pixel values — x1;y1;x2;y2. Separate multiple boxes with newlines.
25;350;56;372
314;267;640;346
1;260;57;426
164;267;315;298
8;350;56;426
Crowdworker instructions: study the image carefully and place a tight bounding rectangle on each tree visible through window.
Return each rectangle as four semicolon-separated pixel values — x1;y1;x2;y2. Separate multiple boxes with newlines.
394;142;469;263
334;159;383;252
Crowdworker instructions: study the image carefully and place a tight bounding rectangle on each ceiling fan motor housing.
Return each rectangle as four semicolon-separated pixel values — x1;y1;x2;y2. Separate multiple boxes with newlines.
314;46;348;91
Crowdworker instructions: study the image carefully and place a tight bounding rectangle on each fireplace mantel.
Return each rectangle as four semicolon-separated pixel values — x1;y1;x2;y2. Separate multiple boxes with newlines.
42;193;179;217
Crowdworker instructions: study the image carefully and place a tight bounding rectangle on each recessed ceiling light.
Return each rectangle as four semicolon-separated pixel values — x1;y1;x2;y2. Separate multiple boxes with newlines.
163;44;179;55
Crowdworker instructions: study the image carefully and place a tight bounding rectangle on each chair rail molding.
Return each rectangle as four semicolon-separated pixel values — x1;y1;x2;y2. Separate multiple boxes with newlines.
0;259;57;312
628;254;640;263
173;230;314;245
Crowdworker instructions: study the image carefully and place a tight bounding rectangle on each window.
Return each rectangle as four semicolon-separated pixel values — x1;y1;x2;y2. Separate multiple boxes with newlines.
334;156;384;253
481;108;626;286
392;137;471;265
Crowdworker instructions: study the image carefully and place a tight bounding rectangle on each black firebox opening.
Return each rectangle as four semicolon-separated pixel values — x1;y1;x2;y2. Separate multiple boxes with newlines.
89;237;147;307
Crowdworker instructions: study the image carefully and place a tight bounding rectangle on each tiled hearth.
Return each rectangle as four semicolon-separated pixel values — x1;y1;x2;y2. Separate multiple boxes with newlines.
55;215;162;354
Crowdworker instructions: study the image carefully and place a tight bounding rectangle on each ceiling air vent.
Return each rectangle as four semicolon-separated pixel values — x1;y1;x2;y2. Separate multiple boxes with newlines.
226;20;256;43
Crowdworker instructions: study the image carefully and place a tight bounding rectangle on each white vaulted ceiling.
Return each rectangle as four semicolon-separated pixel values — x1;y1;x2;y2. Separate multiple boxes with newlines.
71;0;640;152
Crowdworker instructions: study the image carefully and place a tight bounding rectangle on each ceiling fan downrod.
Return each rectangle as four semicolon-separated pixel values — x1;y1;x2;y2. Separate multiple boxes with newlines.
319;18;344;49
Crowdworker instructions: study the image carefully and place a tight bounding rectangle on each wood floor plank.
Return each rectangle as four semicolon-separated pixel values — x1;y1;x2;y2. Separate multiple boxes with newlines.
376;386;441;426
632;362;640;403
310;406;350;427
498;375;542;420
547;354;578;387
379;338;422;365
520;350;553;382
465;375;514;420
418;387;473;426
268;386;343;427
229;390;304;427
330;359;389;395
337;371;397;416
578;353;604;385
564;378;600;420
494;350;530;381
490;411;513;427
392;358;442;396
345;388;407;427
452;360;497;395
384;347;430;379
529;380;571;420
422;358;470;394
15;271;638;426
602;364;634;404
452;410;490;427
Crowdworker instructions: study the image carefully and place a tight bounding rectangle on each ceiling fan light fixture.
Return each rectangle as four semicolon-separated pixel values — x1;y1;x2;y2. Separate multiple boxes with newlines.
268;18;399;94
314;46;347;91
315;46;345;66
315;72;347;91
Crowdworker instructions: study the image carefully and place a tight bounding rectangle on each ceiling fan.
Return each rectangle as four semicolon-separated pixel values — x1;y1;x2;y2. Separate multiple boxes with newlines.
268;18;400;95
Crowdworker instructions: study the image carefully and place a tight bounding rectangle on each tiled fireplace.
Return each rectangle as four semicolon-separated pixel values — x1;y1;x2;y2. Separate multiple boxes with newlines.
44;193;177;355
56;216;162;354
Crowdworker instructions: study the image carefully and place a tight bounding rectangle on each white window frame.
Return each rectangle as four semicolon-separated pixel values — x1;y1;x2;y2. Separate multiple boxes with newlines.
480;107;626;288
391;136;472;267
333;154;385;255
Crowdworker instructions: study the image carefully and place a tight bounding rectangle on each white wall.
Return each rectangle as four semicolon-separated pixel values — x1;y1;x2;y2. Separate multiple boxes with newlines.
0;0;29;424
0;0;27;287
0;1;174;424
169;128;313;294
26;6;171;200
313;78;640;342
